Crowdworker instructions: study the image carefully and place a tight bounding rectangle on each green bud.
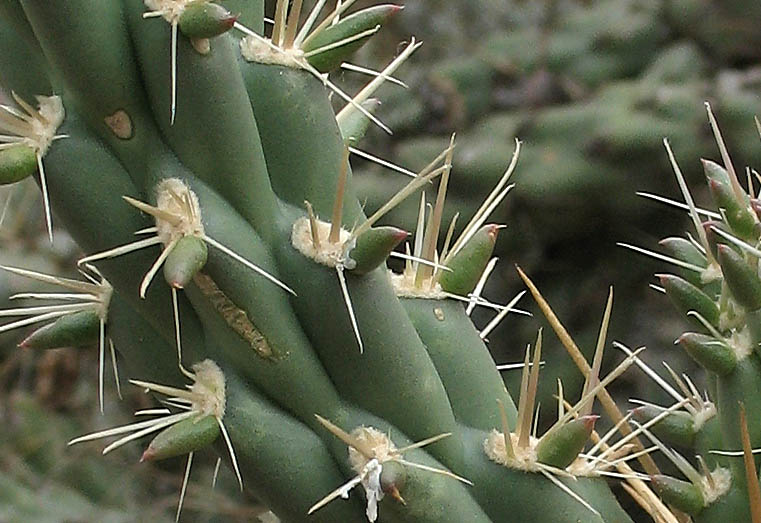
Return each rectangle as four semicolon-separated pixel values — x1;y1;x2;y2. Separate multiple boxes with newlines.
717;244;761;311
702;159;731;185
339;99;381;147
536;415;597;469
678;332;736;376
707;178;756;240
632;405;696;448
658;274;719;328
651;475;704;516
164;235;208;289
302;5;403;73
141;414;219;462
19;310;100;350
439;224;498;296
178;2;237;39
347;226;407;275
0;144;37;185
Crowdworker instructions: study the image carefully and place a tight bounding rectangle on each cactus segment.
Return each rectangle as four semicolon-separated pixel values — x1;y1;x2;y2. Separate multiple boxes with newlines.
121;12;280;235
402;298;518;431
301;4;403;73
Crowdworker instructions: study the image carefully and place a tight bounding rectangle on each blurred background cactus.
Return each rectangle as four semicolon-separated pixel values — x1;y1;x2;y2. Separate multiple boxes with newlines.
351;0;761;413
4;0;761;522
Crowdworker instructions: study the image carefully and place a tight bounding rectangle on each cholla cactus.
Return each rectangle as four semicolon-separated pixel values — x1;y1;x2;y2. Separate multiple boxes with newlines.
621;103;761;521
1;0;742;522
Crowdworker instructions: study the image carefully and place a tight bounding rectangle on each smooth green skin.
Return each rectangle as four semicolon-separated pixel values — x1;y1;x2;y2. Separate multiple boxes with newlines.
659;237;708;287
708;179;756;240
21;0;164;184
349;226;407;275
0;2;53;99
694;416;725;469
239;63;364;223
222;0;263;34
743;308;761;360
220;374;368;523
163;235;208;289
178;2;236;39
0;145;37;185
660;274;720;328
143;415;220;462
401;298;517;432
716;355;761;484
535;416;595;469
20;309;100;350
339;99;381;147
439;225;498;296
633;406;696;449
679;332;737;376
651;475;705;516
717;245;761;311
695;482;751;523
301;5;401;73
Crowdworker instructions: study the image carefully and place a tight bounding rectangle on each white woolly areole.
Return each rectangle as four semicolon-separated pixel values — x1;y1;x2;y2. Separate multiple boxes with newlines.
190;359;226;419
94;278;114;322
692;402;717;431
291;216;352;268
240;36;305;68
389;271;446;300
144;0;193;23
348;426;397;471
0;95;65;155
729;328;753;361
346;427;391;523
31;96;65;154
154;178;205;244
483;430;540;472
701;466;731;505
360;459;384;522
